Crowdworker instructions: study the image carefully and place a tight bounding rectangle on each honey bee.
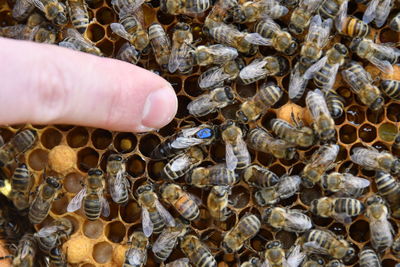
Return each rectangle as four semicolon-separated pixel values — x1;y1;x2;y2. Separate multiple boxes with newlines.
136;183;175;237
187;86;236;117
111;0;144;15
168;23;194;74
198;59;243;90
361;0;393;28
149;23;171;69
389;12;400;32
207;185;232;221
221;120;251;171
271;118;315;148
25;0;67;25
326;91;346;119
318;0;348;20
187;163;237;188
162;146;204;180
392;237;400;258
152;219;189;262
160;0;211;15
116;42;141;64
165;258;191;267
12;0;35;21
289;0;324;34
208;23;271;55
10;233;38;267
231;0;288;23
106;154;130;205
301;229;355;260
67;0;89;34
221;214;261;253
341;62;384;110
243;164;280;188
374;171;400;218
359;247;382;267
365;195;394;251
237;82;283;122
254;174;302;206
0;129;36;168
337;16;370;37
351;146;400;174
160;183;200;221
349;38;399;73
239;56;289;85
204;0;237;30
110;14;149;51
321;171;370;197
10;163;34;211
152;124;217;160
262;241;305;267
380;79;400;100
193;44;238;67
254;18;298;55
35;218;73;253
49;246;67;267
124;231;149;267
29;176;62;224
59;28;103;56
247;127;297;160
180;234;217;267
67;168;110;221
0;23;55;43
302;144;339;188
240;257;262;267
310;196;365;224
263;207;313;233
301;255;325;267
326;260;345;267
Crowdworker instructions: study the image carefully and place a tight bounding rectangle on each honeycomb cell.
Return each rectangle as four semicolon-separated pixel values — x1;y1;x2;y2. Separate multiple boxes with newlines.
192;208;212;231
230;185;250;209
147;160;165;180
339;124;357;144
106;221;126;243
346;105;365;126
40;128;62;149
380;28;399;43
201;230;223;249
51;194;69;215
113;132;137;153
91;129;112;150
236;81;257;98
217;214;237;232
387;103;400;122
67;127;89;148
359;123;377;143
55;125;74;131
349;220;370;243
156;10;175;25
382;259;397;267
96;7;115;25
87;23;105;42
209;142;226;163
379;122;397;142
261;111;277;130
0;11;14;26
28;149;48;171
184;75;202;97
104;201;119;220
310;214;332;227
120;200;141;223
275;231;297;249
169;76;183;94
329;223;346;237
77;147;99;172
337;87;353;106
176;95;192;119
83;220;104;239
64;172;84;193
93;241;113;264
138;133;160;157
299;187;322;206
97;39;114;56
126;154;145;177
269;164;286;177
257;151;276;167
251;229;273;251
366;109;384;124
372;141;389;151
220;103;241;120
81;264;96;267
337;145;348;161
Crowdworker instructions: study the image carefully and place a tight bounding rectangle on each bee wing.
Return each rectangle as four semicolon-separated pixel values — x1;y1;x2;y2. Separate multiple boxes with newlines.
21;243;30;258
350;147;381;168
284;212;312;232
98;196;110;217
166;258;190;267
362;0;379;24
321;63;339;94
36;226;59;237
306;89;330;119
152;229;181;253
126;248;146;265
307;15;322;43
370;218;394;249
110;171;128;201
25;0;45;12
168;42;180;73
239;59;268;82
170;154;191;172
312;144;339;167
318;18;332;47
66;187;86;212
335;0;348;31
303;241;329;255
286;245;305;267
209;44;238;63
303;0;323;13
258;17;281;32
289;64;308;100
12;0;34;21
59;41;79;51
375;0;392;27
171;137;204;149
260;260;272;267
244;33;272;46
341;69;363;93
155;199;176;227
303;56;327;79
332;213;352;224
225;142;238;171
110;23;131;41
369;53;395;73
342;173;370;189
187;95;214;117
66;28;87;42
142;207;154;237
199;67;230;89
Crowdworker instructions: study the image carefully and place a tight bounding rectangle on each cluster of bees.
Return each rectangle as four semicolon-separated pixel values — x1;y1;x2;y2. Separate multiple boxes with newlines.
3;0;400;266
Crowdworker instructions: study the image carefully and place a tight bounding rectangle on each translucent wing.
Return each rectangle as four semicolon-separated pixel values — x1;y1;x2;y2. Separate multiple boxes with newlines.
236;136;251;166
12;0;34;21
307;89;331;118
350;147;382;169
101;196;110;217
110;171;127;201
307;15;322;43
187;95;214;117
171;137;204;149
261;260;272;267
168;42;180;73
258;17;281;32
332;213;352;224
36;226;59;237
142;207;153;237
369;55;394;73
284;212;312;232
335;0;348;31
321;63;339;93
21;243;30;258
286;245;305;267
318;18;332;47
303;56;327;79
25;0;45;12
267;5;289;19
363;0;379;24
199;66;230;89
66;28;87;42
152;229;181;253
239;58;268;81
370;218;394;250
170;154;190;172
126;248;146;265
67;187;86;212
225;142;238;171
312;144;339;167
155;199;176;227
244;33;272;46
342;173;370;188
341;69;363;92
110;23;131;41
59;41;79;51
303;241;329;255
289;64;309;100
177;43;193;72
208;44;238;64
375;0;392;27
165;258;190;267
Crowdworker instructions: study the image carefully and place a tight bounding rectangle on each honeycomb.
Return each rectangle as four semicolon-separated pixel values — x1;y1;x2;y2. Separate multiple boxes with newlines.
1;0;400;266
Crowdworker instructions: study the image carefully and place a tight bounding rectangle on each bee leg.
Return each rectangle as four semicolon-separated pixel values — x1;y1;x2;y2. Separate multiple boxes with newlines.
55;192;65;200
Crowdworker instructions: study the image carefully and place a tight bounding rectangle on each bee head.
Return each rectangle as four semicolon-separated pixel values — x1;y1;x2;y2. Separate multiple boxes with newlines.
236;110;249;123
284;41;298;55
288;23;303;35
88;168;103;177
333;43;349;56
46;177;61;189
266;240;281;249
224;86;235;102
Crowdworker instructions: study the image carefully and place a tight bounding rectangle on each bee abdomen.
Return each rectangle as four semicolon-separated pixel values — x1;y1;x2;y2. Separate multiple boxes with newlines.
185;0;210;13
150;211;165;233
334;198;364;216
193;246;217;267
359;248;381;266
29;199;48;224
12;129;37;153
380;79;400;100
176;196;199;221
49;247;67;267
326;91;345;118
390;13;400;32
83;196;102;220
375;172;400;196
318;0;339;19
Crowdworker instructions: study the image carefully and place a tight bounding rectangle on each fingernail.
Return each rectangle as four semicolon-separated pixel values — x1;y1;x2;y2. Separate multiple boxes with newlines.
141;85;177;129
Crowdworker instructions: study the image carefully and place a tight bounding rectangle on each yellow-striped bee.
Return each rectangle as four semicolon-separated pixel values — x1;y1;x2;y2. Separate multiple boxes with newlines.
204;0;237;30
337;16;370;37
326;91;346;119
107;154;130;205
271;118;315;148
111;0;144;15
231;0;288;23
180;235;217;267
361;0;393;28
67;0;89;33
187;87;236;117
374;171;400;218
221;214;261;253
9;163;34;211
165;258;191;267
359;247;382;267
123;231;149;267
236;82;283;122
239;56;288;85
149;23;171;70
0;22;56;43
263;207;312;233
289;0;324;34
321;171;370;198
318;0;348;20
162;146;204;180
193;44;238;66
365;195;394;251
168;23;193;74
59;28;103;56
262;241;305;267
160;183;200;221
160;0;211;15
302;144;339;188
49;246;67;267
351;146;400;174
380;79;400;100
247;127;297;160
198;59;243;90
243;164;280;188
187;163;237;188
310;196;365;223
207;185;232;221
24;0;67;25
35;218;73;253
0;129;36;168
67;168;110;221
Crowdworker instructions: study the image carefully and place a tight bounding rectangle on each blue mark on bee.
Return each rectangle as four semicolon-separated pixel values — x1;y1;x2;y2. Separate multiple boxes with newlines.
196;128;213;139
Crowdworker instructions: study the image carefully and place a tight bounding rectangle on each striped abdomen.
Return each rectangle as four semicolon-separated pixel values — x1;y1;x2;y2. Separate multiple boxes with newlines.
149;210;166;234
189;245;217;267
380;79;400;100
236;215;261;239
326;91;345;118
375;172;400;196
209;165;236;185
11;163;31;192
185;0;210;13
271;119;296;143
68;0;89;34
149;23;171;67
318;0;340;19
153;233;177;262
333;198;364;216
342;17;369;37
314;63;334;88
29;197;51;224
359;248;381;267
49;247;67;267
175;194;199;221
253;84;283;108
83;194;102;220
255;20;275;38
306;229;335;252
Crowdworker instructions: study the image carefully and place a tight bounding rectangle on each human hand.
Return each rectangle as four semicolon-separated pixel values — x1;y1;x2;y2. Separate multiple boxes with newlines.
0;37;178;132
